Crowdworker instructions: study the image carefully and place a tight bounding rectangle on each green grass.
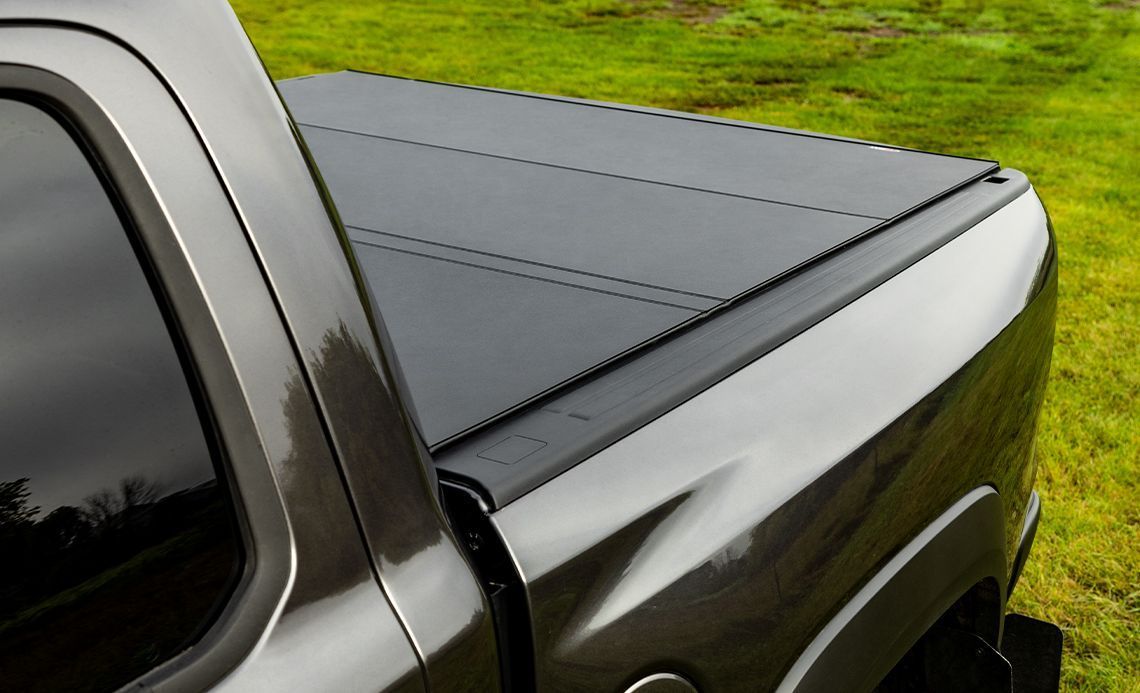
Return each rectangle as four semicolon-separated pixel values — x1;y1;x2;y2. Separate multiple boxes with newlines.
229;0;1139;689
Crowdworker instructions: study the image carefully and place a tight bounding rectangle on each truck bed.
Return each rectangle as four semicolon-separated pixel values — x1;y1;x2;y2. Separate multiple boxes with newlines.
279;71;998;449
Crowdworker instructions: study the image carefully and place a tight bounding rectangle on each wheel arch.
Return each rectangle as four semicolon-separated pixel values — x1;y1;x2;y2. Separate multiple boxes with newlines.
776;486;1007;693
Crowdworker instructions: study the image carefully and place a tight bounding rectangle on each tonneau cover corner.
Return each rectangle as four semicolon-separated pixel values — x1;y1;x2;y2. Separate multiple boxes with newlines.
279;71;997;446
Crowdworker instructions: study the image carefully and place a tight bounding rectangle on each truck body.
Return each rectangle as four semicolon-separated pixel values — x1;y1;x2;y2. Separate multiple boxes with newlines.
0;1;1059;691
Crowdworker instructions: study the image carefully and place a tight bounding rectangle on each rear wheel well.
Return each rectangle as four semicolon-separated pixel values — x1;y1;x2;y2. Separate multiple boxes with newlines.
874;577;1006;691
775;487;1008;693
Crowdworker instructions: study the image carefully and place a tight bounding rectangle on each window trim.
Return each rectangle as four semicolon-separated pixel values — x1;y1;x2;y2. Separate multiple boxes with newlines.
0;54;293;693
1;90;250;674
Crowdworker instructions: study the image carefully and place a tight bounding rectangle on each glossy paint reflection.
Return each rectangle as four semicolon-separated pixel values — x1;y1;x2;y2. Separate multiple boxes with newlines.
294;321;497;687
493;189;1057;692
0;24;429;689
0;1;500;684
209;333;425;692
47;0;501;684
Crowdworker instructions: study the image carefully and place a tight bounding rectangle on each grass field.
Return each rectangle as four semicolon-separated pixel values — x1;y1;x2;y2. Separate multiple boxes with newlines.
229;0;1139;689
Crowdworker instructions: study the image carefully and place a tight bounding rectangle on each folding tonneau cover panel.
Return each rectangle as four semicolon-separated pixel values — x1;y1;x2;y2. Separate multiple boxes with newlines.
279;71;997;446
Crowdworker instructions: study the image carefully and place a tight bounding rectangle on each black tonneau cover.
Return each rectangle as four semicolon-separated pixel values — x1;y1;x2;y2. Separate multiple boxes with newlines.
280;71;996;446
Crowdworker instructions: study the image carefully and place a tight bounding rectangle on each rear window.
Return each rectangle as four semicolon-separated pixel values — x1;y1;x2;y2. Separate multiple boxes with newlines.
0;98;242;691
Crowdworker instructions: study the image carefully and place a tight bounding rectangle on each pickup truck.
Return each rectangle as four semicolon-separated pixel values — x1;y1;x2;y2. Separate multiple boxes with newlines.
0;1;1061;691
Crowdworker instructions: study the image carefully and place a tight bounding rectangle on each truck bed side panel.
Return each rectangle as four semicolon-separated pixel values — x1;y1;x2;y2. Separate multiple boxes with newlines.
490;190;1055;691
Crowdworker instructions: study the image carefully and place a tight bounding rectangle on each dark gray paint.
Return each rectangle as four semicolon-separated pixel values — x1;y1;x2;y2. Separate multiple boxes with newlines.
0;7;467;693
776;487;1008;693
1008;491;1041;597
40;6;498;689
491;189;1056;691
437;171;1032;507
2;3;1056;691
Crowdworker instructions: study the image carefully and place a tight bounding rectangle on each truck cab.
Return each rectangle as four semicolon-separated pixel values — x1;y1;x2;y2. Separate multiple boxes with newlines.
0;2;1057;691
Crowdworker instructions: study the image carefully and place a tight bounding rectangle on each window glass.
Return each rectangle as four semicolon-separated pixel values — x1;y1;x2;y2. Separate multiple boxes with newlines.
0;99;241;692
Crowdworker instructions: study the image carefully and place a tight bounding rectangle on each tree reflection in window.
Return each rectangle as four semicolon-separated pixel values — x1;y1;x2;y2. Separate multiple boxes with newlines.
0;98;241;691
